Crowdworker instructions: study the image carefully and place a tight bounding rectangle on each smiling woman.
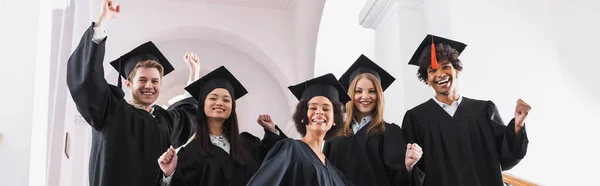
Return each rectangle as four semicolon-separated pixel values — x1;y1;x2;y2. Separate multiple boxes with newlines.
247;73;353;186
156;66;288;186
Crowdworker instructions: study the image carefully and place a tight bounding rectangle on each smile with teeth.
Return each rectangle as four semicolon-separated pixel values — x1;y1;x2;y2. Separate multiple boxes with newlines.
213;108;225;112
436;78;450;85
311;118;327;123
141;91;155;95
359;101;372;105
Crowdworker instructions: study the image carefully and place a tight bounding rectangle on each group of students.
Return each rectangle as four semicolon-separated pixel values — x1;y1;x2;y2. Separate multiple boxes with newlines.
66;1;531;186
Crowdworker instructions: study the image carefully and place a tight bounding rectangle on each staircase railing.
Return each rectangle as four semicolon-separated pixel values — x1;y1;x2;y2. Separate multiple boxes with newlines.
503;172;538;186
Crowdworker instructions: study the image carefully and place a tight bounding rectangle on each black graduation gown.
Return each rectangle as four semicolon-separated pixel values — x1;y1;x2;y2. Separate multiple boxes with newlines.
324;122;425;186
166;127;288;186
66;23;198;186
401;97;529;186
166;99;199;148
247;138;354;186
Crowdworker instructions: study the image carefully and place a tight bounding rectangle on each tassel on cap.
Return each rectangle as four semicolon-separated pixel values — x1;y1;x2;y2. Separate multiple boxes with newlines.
430;36;439;69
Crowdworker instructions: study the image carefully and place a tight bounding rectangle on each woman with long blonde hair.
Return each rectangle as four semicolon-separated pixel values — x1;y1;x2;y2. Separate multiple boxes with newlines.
324;54;425;186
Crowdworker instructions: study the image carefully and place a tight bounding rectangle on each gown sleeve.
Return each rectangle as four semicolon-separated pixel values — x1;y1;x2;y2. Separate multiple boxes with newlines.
383;123;425;186
164;97;199;148
167;147;222;186
401;110;421;145
241;125;288;163
246;140;293;186
66;22;123;131
487;101;529;170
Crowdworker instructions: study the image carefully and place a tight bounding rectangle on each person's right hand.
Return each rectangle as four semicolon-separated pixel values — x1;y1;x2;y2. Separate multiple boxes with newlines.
95;0;121;29
405;143;423;173
158;146;178;177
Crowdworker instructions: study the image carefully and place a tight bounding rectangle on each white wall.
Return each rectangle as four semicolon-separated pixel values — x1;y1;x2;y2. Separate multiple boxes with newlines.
353;0;600;185
442;0;599;184
0;0;53;185
155;39;297;137
314;0;374;78
97;0;300;96
546;0;600;184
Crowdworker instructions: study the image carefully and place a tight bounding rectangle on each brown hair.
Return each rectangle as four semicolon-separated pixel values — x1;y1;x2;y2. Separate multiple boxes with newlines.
340;73;386;136
126;60;165;81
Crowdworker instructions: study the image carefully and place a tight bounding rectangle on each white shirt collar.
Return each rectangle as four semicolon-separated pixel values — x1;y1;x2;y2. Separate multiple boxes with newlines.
432;95;462;108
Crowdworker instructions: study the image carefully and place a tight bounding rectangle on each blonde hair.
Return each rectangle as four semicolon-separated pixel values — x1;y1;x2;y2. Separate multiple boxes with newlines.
126;60;164;81
340;73;386;136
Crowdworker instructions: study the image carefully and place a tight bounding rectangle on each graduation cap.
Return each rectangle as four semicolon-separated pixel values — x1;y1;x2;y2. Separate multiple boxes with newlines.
288;73;351;104
109;41;175;88
185;66;248;102
339;54;395;91
408;34;467;68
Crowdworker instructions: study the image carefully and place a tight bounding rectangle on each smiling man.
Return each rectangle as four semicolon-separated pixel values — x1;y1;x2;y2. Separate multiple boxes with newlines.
401;34;531;186
66;0;199;185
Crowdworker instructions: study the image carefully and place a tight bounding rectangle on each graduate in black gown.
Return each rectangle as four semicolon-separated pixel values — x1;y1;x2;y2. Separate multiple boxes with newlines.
156;66;288;186
247;73;354;186
66;1;198;185
402;34;532;186
324;54;425;186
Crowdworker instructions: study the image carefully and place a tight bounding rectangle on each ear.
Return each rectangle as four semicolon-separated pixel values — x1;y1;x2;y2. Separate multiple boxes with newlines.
125;79;132;89
455;70;460;79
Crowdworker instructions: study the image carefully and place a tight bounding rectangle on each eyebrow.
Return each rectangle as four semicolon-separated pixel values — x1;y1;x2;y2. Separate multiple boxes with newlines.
209;94;231;98
138;76;160;80
309;102;331;106
428;62;452;69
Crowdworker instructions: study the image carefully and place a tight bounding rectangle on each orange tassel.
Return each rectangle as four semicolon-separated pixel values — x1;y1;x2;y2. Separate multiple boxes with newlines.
431;37;439;69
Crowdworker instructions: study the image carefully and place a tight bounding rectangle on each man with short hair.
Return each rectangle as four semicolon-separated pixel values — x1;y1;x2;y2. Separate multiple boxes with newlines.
66;0;199;185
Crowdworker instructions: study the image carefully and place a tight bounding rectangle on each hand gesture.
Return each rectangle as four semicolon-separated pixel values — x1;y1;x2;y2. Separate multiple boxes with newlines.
157;146;178;177
257;114;276;133
405;143;423;173
95;0;121;28
183;52;201;71
514;98;531;130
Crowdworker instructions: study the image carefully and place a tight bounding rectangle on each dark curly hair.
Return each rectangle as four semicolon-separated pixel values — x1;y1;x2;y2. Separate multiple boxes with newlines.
417;43;464;83
292;99;344;141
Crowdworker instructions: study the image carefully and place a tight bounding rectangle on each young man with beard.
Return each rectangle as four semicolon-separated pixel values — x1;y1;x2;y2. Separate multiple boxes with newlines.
401;34;531;186
66;0;199;185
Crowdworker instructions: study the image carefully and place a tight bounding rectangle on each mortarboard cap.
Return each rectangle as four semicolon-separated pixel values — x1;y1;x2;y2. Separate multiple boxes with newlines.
339;54;395;91
407;34;467;67
185;66;248;102
109;41;175;88
288;73;351;104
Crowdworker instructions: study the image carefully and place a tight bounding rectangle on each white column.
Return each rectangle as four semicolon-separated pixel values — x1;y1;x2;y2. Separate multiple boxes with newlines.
30;0;55;184
360;0;428;123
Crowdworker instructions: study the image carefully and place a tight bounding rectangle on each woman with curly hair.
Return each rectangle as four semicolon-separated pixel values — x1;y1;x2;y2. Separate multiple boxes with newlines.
247;73;354;186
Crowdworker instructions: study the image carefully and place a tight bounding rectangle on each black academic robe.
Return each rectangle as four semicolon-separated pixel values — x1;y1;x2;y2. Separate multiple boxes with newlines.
66;23;197;186
247;138;354;186
402;97;529;186
324;122;425;186
166;127;287;186
166;99;199;148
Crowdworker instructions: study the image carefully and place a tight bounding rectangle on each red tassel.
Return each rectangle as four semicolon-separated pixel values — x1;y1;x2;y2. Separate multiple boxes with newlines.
431;37;439;69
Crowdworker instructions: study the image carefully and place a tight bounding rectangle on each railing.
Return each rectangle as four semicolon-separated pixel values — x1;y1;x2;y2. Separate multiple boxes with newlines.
503;172;538;186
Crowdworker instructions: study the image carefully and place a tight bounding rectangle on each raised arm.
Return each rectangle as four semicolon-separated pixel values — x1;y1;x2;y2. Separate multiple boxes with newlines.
66;0;122;130
487;100;530;170
162;52;201;147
